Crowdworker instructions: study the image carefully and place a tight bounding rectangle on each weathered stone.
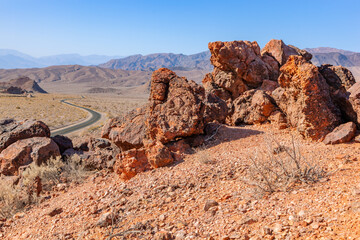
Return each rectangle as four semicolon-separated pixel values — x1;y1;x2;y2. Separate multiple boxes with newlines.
51;135;73;154
323;122;357;145
146;68;206;143
319;64;356;91
275;56;341;140
0;137;60;176
205;40;277;100
261;39;312;66
0;119;50;153
231;90;277;125
102;107;147;150
114;148;150;180
258;79;279;93
145;140;173;168
204;199;219;211
204;92;229;124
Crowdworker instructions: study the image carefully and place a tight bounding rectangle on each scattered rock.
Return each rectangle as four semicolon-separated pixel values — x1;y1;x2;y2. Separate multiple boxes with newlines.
96;212;115;227
323;122;357;144
114;148;150;180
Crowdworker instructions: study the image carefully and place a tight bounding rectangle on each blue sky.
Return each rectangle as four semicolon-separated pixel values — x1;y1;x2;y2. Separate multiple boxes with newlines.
0;0;359;57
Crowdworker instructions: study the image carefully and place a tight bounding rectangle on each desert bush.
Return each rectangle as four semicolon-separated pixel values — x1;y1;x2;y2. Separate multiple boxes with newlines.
0;179;26;218
0;155;91;218
195;145;216;165
244;136;327;194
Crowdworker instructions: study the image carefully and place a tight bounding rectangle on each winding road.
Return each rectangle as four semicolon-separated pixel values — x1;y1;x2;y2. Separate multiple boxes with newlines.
50;100;102;137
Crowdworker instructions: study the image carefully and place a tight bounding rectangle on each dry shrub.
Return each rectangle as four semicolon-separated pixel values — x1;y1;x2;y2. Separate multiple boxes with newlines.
244;136;327;194
195;145;216;165
0;179;26;218
0;155;91;218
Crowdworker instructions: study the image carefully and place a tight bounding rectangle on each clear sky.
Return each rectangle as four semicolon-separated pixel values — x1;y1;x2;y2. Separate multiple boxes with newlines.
0;0;359;57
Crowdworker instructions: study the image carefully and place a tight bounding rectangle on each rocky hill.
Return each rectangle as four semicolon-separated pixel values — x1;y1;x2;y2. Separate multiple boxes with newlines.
0;65;152;93
0;76;47;94
99;51;212;71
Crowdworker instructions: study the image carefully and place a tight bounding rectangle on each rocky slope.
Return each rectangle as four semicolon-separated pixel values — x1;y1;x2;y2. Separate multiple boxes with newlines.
0;76;47;94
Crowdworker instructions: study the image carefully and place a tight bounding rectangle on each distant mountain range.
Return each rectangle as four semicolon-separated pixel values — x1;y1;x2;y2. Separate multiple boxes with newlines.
305;48;360;81
0;49;122;69
0;46;359;94
0;76;47;94
99;51;212;71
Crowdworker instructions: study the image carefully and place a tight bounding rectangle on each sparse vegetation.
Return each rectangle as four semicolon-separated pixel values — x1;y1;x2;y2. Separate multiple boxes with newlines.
0;155;91;219
70;95;147;119
244;136;327;194
0;93;88;128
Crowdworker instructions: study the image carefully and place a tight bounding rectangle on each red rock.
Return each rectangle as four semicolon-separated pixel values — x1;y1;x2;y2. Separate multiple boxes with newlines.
145;140;173;168
231;90;277;125
0;137;60;176
0;119;50;153
204;41;277;99
261;39;312;66
102;107;147;150
275;56;341;140
114;148;150;180
146;68;206;143
258;79;279;93
323;122;357;145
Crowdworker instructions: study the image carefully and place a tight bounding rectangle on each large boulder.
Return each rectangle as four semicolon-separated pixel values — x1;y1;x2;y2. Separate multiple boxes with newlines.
231;90;278;125
274;55;341;140
0;119;50;153
101;107;147;151
261;39;312;66
203;41;278;99
318;65;355;91
0;137;60;176
323;122;357;145
146;68;206;143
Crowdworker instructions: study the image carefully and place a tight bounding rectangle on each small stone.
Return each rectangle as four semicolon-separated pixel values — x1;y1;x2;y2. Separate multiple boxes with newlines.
47;207;63;217
311;222;320;229
304;218;313;225
96;212;115;227
159;214;167;221
298;210;306;217
154;231;174;240
13;212;25;219
175;230;186;240
204;200;219;211
273;223;283;233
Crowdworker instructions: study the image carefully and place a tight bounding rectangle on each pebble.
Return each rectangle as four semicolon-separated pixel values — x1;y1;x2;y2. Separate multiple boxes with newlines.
204;200;219;211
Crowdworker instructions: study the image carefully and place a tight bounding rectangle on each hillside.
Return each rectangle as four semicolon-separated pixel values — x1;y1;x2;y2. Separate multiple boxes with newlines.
0;76;47;93
0;65;152;93
99;51;212;71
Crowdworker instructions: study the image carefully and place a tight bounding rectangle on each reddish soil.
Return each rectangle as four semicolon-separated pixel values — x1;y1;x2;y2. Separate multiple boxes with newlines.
1;124;359;239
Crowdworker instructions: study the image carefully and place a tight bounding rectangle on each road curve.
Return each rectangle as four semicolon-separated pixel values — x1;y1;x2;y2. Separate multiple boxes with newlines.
51;100;102;137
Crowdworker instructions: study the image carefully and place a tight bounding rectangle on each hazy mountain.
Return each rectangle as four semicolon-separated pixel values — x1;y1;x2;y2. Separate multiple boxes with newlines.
306;48;360;81
99;51;212;71
0;65;152;93
0;49;122;69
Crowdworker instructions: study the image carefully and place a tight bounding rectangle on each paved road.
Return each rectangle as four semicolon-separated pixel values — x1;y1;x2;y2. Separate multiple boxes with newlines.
51;100;102;137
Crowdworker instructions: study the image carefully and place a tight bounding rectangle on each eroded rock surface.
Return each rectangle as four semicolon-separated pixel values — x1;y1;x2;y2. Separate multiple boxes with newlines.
0;137;60;175
275;56;341;140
